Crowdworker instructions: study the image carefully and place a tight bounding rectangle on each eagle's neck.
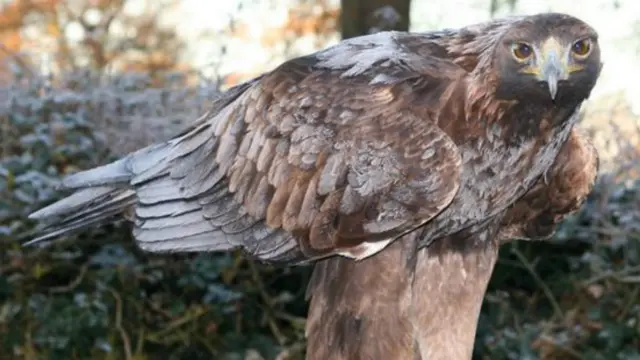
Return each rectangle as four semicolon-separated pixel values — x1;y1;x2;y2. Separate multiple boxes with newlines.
498;99;583;147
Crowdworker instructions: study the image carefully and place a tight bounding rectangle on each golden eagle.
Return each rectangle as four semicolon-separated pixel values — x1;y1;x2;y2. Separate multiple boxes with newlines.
27;12;601;360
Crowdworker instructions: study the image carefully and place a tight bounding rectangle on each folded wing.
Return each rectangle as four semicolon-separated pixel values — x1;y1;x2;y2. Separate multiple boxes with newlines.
28;36;466;263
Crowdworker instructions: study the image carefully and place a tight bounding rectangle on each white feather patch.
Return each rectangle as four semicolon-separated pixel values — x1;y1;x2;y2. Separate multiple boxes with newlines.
338;239;394;260
315;31;406;77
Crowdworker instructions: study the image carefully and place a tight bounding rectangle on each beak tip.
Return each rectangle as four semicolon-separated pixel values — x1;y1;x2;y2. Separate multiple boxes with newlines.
546;75;559;100
539;47;565;101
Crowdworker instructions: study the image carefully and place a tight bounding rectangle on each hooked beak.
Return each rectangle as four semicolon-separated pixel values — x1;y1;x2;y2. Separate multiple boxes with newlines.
538;39;569;100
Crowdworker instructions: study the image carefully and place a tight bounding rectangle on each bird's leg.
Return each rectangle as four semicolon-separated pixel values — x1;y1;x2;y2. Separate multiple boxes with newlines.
410;224;500;360
305;236;418;360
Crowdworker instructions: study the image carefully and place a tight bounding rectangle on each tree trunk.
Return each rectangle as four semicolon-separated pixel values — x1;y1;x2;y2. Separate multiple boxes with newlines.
340;0;411;39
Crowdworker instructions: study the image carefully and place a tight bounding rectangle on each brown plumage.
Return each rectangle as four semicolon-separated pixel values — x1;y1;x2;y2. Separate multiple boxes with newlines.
498;127;599;243
305;128;599;360
27;13;601;359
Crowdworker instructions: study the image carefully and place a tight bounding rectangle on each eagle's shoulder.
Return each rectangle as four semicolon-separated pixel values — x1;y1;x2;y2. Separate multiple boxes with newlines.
498;127;599;241
267;31;469;87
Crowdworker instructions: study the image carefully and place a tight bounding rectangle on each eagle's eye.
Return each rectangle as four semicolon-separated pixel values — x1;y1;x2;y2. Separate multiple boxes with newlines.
511;42;533;61
571;38;592;58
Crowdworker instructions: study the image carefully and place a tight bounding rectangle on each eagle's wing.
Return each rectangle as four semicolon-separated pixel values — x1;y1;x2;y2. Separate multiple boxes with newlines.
27;36;465;262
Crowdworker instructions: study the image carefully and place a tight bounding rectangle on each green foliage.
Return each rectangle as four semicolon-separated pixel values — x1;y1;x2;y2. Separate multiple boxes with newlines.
1;69;638;360
475;175;640;360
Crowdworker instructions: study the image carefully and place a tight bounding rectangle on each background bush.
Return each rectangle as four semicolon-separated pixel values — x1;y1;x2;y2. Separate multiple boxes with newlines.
1;69;638;360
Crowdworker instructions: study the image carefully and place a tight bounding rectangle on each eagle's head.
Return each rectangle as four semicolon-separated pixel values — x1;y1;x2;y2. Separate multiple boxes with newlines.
492;13;602;104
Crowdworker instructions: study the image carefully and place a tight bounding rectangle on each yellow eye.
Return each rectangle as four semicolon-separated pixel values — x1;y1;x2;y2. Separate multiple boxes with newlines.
572;39;592;57
512;42;533;61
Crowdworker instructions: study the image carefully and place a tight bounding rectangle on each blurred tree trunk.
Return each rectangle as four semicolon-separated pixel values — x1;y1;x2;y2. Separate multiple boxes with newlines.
490;0;518;16
340;0;411;39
